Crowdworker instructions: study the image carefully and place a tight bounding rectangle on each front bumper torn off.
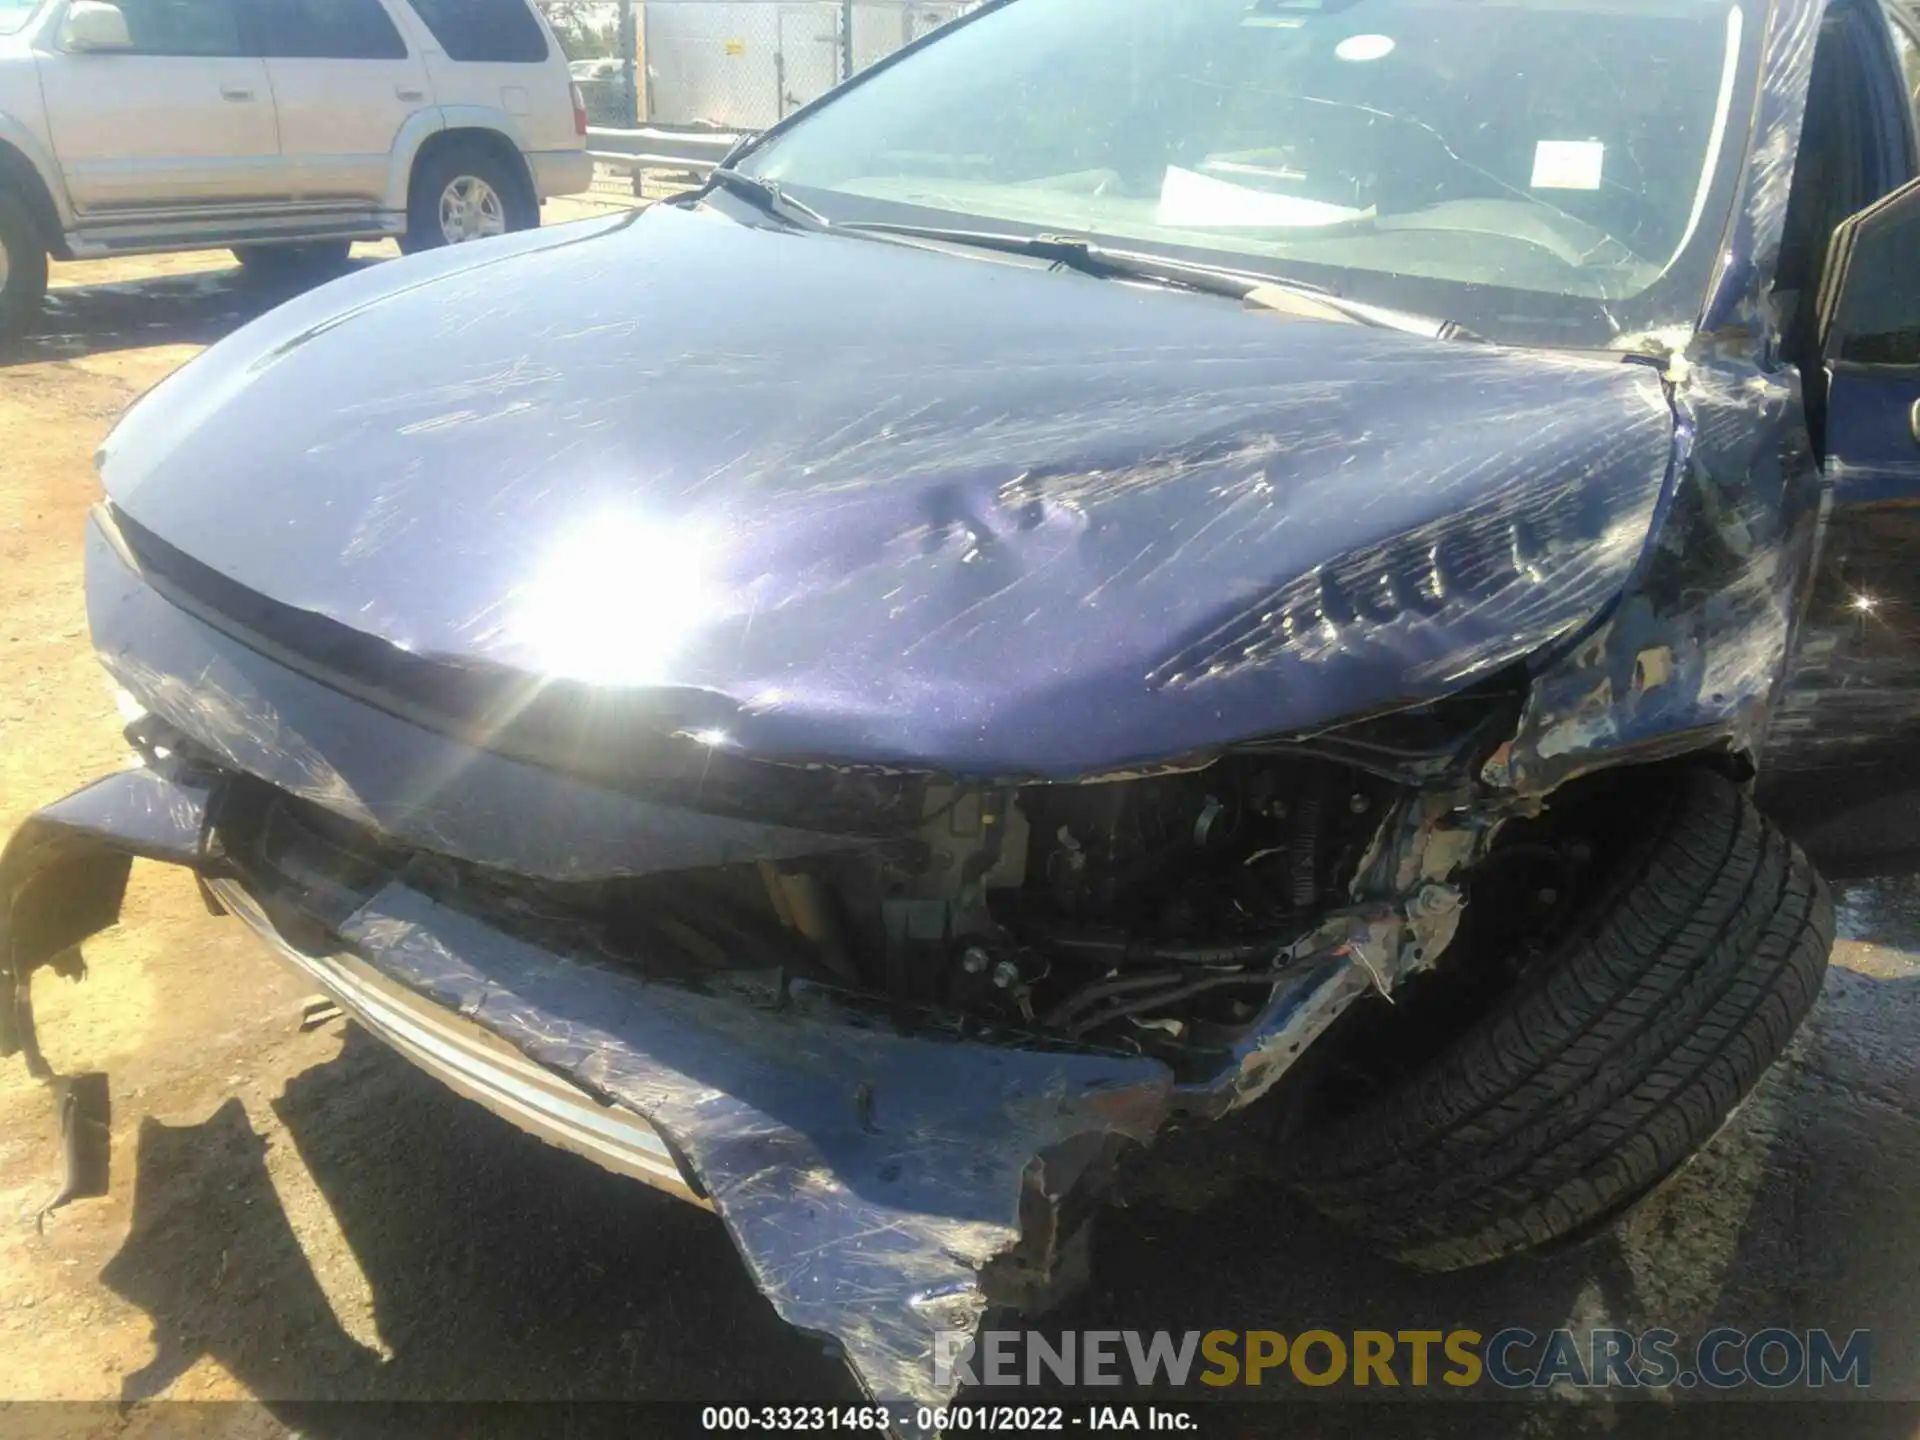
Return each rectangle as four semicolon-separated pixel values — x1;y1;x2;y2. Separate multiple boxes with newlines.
0;764;1177;1408
0;762;1453;1409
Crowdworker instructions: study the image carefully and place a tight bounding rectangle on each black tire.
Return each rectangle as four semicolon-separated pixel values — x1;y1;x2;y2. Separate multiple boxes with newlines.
1289;768;1833;1271
0;190;50;338
232;241;354;281
399;143;538;255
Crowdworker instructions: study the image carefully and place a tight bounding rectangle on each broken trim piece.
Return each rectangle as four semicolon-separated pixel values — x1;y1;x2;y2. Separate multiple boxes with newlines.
210;877;711;1204
0;763;217;1067
337;882;1175;1409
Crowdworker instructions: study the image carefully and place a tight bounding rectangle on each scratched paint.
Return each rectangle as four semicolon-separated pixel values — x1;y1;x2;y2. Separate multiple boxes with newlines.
95;204;1678;779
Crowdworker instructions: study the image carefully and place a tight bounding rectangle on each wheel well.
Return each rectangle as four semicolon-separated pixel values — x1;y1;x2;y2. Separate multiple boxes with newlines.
1280;750;1750;1127
0;141;65;256
408;128;535;210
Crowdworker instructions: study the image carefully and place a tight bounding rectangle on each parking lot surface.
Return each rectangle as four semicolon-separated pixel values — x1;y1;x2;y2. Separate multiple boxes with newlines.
0;200;1914;1437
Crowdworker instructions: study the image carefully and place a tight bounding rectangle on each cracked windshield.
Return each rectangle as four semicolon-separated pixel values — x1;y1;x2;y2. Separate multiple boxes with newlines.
743;0;1753;344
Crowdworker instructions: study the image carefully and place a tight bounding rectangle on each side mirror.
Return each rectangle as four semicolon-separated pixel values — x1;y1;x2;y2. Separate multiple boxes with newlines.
61;0;132;53
1818;176;1920;369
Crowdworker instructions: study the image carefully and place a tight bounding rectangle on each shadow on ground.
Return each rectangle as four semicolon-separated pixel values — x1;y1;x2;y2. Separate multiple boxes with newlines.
99;1025;832;1409
0;263;380;368
91;883;1920;1437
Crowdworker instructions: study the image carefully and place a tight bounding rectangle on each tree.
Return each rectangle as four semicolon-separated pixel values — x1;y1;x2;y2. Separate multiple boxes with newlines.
537;0;620;60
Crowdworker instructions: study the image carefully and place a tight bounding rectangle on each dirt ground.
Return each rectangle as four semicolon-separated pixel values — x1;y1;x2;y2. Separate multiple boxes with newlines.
0;197;1916;1438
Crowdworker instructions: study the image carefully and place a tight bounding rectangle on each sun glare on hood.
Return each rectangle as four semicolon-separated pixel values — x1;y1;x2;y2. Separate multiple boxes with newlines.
506;511;722;687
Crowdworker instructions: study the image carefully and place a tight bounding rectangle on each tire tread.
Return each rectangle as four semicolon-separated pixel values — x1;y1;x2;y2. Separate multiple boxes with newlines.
1290;770;1833;1270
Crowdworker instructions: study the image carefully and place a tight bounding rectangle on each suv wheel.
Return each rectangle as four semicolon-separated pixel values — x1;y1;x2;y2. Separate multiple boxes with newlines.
1288;768;1832;1271
0;191;50;338
401;145;538;254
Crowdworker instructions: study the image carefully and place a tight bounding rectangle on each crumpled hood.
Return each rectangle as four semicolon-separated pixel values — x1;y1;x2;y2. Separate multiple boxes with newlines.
100;203;1677;777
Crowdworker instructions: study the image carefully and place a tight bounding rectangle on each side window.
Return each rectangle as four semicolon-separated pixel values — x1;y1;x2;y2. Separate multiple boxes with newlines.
256;0;409;59
1776;14;1897;370
404;0;548;62
114;0;245;56
1823;180;1920;366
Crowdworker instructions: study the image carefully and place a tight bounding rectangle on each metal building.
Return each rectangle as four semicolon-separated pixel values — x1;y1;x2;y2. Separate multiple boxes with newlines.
637;1;974;130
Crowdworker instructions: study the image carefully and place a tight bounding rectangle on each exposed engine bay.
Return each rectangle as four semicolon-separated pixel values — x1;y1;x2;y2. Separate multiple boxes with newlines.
832;757;1393;1059
218;737;1468;1082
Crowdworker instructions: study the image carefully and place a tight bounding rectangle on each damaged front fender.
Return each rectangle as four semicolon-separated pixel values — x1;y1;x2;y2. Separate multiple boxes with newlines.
1490;359;1825;797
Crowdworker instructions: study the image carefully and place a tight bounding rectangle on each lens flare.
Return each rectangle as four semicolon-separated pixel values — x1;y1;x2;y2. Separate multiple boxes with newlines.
508;511;721;686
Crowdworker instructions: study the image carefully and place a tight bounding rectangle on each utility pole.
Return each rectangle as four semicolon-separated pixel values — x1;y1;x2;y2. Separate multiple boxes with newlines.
839;0;854;82
619;0;639;125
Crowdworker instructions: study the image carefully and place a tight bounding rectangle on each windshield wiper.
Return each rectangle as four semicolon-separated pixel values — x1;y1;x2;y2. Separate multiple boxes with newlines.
696;167;835;232
838;222;1483;342
841;222;1277;295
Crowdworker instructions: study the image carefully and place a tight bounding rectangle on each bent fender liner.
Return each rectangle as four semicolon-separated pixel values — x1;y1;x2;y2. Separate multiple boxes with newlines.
0;764;220;1067
0;763;221;1217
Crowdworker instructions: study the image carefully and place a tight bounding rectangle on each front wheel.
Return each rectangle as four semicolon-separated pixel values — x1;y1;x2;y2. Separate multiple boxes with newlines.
1288;767;1833;1271
0;190;50;338
400;145;538;255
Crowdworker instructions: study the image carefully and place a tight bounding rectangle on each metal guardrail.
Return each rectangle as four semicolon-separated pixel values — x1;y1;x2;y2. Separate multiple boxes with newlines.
588;126;748;179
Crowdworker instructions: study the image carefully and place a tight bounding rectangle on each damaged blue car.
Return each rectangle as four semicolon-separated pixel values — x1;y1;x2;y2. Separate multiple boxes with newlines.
6;0;1920;1415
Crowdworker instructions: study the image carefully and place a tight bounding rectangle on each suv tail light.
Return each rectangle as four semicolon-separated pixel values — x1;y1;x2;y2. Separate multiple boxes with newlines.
571;82;588;136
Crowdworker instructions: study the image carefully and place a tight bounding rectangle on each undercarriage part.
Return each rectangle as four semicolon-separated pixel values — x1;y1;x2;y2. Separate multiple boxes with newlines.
41;1072;111;1224
1286;769;1834;1269
298;994;345;1031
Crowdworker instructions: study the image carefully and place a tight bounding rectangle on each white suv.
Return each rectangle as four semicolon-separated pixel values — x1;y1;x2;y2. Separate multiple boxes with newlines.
0;0;593;332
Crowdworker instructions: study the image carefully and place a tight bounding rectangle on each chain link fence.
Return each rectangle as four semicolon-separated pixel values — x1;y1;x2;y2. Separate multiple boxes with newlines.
552;1;975;132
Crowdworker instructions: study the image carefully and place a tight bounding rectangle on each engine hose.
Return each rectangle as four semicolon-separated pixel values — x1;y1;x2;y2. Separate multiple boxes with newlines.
1040;932;1300;1029
1144;937;1292;965
1025;924;1296;969
1041;969;1188;1029
1066;970;1284;1039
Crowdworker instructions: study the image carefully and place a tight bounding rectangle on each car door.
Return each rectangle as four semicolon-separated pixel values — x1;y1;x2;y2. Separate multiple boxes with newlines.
251;0;434;206
1759;8;1920;877
35;0;282;214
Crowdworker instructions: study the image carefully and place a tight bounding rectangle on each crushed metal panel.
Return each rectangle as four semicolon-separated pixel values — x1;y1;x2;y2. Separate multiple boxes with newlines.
1495;362;1823;795
338;882;1174;1408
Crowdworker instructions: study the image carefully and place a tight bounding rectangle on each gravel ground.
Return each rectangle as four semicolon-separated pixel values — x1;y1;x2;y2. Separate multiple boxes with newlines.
0;195;1914;1438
